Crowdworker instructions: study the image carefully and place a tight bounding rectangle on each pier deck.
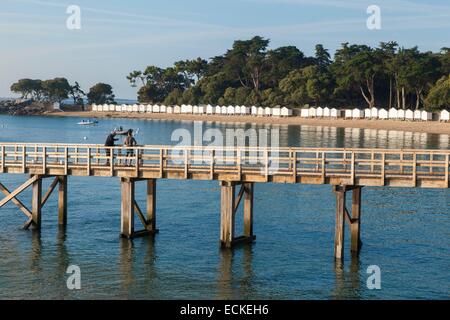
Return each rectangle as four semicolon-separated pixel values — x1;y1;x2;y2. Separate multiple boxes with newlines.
0;143;448;260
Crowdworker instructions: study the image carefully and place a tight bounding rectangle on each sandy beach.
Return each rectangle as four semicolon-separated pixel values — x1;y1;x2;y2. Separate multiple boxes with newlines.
47;111;450;135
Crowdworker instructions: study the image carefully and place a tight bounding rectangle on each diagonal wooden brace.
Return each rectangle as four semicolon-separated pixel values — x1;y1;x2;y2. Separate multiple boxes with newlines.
0;182;32;218
0;175;39;208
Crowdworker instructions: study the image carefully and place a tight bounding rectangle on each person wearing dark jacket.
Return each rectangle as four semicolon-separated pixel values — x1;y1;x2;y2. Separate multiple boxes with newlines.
104;132;118;165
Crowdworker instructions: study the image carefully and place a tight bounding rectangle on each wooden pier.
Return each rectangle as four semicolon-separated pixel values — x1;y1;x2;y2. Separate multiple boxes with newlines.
0;142;448;259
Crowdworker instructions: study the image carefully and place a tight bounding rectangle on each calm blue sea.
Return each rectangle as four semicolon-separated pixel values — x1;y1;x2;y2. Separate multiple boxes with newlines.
0;115;448;299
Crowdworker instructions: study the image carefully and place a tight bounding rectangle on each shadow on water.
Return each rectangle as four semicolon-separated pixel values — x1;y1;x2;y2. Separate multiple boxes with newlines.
216;245;254;299
331;258;362;300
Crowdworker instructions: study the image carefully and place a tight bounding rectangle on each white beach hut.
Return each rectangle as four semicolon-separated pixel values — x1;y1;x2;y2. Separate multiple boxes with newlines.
91;104;98;112
378;108;388;120
421;110;432;121
352;108;364;119
316;107;324;118
206;105;214;115
272;107;282;117
397;109;405;120
132;104;139;112
212;106;219;114
160;105;167;113
139;105;146;113
96;104;103;112
234;106;241;114
414;110;422;121
300;108;309;118
281;107;293;117
198;105;205;114
153;105;161;113
440;110;450;122
330;108;343;118
388;108;398;120
146;105;153;113
227;105;235;115
127;105;133;113
174;105;181;114
115;105;121;112
345;109;353;119
257;107;265;116
121;105;127;112
166;106;174;114
193;106;200;114
364;108;371;119
108;104;114;112
323;107;331;118
240;106;250;115
308;107;317;118
219;106;226;115
370;107;379;119
264;107;272;116
405;109;414;121
251;106;258;116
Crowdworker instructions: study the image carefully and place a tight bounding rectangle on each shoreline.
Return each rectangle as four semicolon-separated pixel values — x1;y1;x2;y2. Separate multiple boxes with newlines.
45;111;450;135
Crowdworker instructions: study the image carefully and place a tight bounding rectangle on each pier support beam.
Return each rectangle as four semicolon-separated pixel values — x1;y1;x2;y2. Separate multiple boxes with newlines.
334;185;345;260
146;179;157;233
220;181;256;248
58;176;67;226
120;178;159;239
31;177;42;229
350;186;362;255
120;178;135;238
333;185;363;260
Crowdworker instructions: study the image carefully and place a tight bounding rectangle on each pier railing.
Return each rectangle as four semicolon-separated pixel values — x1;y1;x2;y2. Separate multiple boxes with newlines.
0;143;448;188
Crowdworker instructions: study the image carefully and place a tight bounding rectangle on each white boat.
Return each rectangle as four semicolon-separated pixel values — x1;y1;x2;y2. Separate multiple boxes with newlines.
77;120;98;126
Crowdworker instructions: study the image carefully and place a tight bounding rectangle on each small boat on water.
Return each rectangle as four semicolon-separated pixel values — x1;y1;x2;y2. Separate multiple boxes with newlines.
77;120;98;126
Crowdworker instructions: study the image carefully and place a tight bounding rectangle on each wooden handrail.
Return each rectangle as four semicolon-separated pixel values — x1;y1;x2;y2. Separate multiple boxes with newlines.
0;143;448;189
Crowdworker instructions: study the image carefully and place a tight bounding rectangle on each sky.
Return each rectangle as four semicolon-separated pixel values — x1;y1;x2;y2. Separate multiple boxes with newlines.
1;0;449;99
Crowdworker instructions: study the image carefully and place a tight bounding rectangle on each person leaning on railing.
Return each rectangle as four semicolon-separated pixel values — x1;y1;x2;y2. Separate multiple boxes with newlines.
123;129;137;166
104;131;118;165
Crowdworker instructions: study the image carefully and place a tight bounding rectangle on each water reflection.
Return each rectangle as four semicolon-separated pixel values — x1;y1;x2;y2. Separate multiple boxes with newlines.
216;246;254;299
332;258;362;300
118;238;158;298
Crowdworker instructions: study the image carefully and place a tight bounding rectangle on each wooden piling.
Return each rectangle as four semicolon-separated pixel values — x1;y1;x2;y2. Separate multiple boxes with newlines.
243;183;254;238
220;181;255;248
146;179;157;233
31;176;42;229
350;186;362;255
58;176;67;226
220;181;235;248
334;186;345;260
120;178;135;238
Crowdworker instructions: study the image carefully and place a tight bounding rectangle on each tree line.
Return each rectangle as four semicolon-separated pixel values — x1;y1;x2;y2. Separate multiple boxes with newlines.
10;78;115;107
127;36;450;111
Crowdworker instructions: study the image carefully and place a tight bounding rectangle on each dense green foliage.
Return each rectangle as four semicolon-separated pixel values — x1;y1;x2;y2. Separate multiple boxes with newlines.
128;37;450;110
425;75;450;111
86;83;115;105
10;77;114;107
10;78;73;103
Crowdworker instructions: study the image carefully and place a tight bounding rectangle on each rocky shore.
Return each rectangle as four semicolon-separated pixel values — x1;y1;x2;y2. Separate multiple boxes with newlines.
0;99;56;115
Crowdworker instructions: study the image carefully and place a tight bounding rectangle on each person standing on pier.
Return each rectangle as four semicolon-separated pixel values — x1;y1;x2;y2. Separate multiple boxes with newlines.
123;129;137;166
104;131;118;165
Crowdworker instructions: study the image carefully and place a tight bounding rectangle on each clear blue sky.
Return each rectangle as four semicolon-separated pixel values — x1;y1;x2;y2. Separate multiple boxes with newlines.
1;0;449;99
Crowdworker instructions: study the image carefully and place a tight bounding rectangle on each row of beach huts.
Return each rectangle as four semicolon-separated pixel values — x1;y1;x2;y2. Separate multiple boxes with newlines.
90;104;450;122
91;104;294;117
